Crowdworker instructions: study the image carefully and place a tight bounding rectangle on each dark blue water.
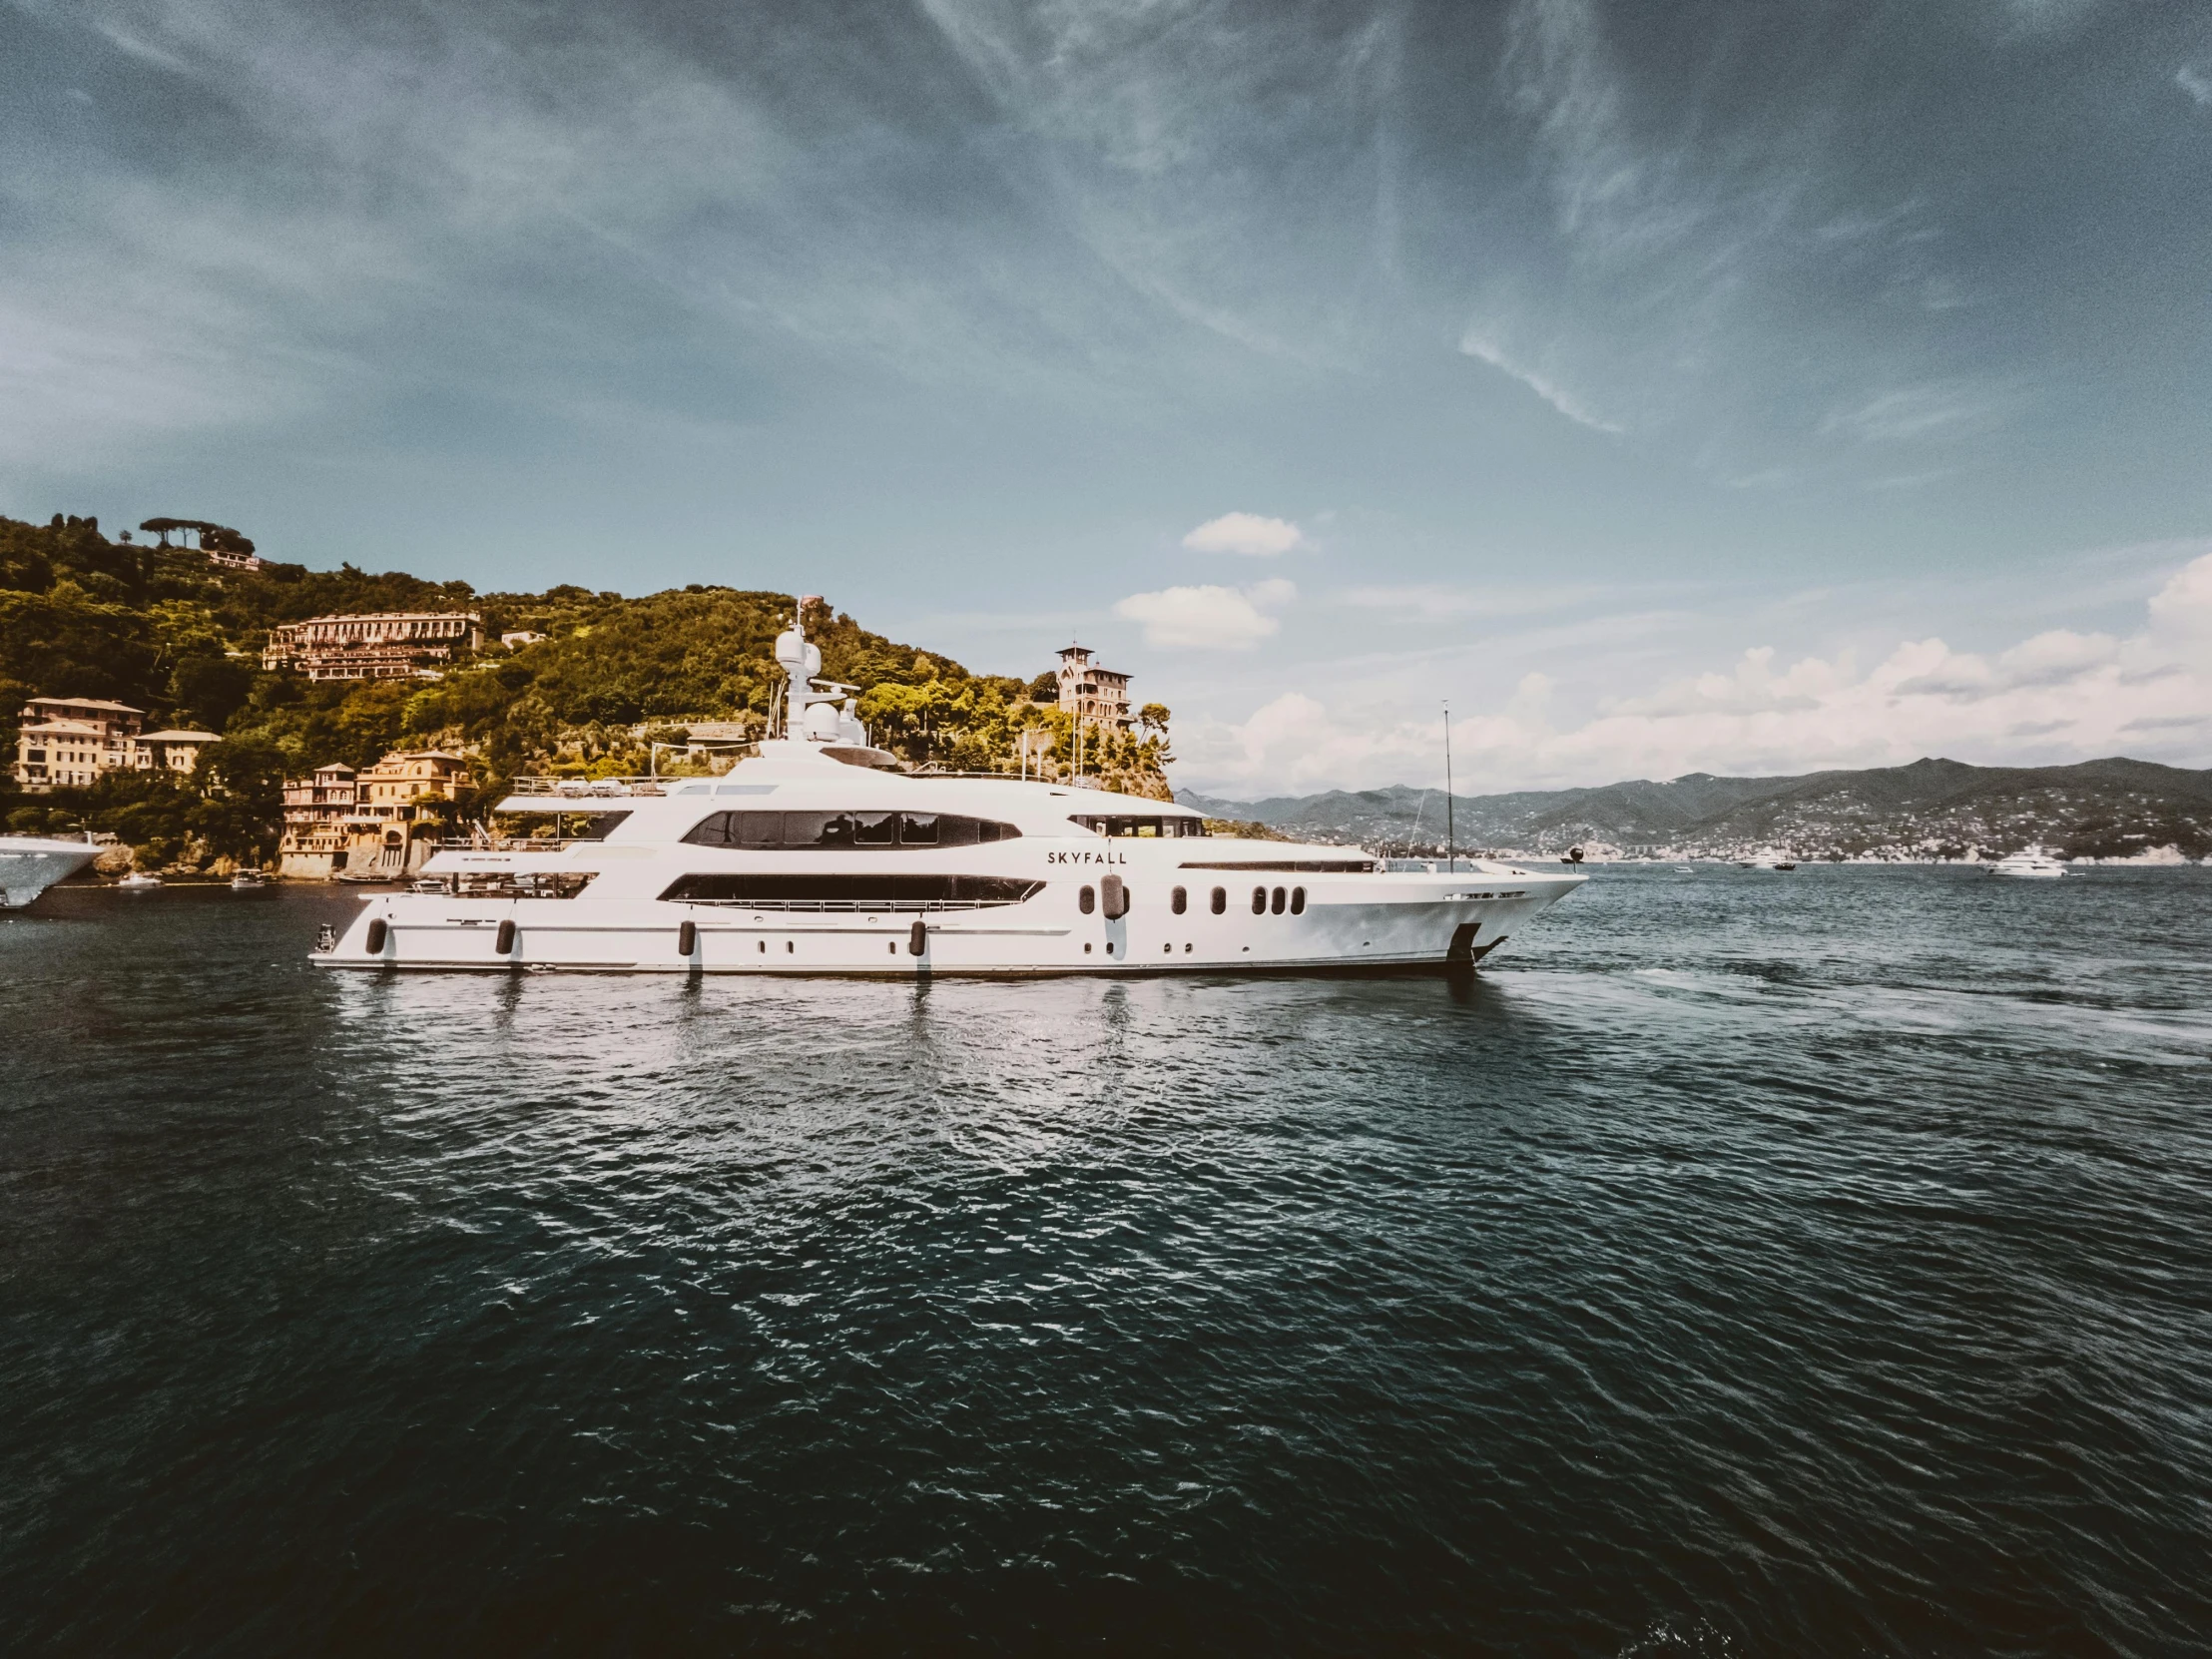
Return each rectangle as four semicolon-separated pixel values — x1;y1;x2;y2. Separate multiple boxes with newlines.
4;868;2209;1656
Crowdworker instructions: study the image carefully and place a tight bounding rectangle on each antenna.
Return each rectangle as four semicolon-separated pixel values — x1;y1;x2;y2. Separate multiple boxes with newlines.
1442;700;1454;872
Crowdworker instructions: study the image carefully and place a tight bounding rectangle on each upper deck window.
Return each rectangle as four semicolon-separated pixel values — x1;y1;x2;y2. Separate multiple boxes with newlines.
682;811;1021;849
1069;816;1206;837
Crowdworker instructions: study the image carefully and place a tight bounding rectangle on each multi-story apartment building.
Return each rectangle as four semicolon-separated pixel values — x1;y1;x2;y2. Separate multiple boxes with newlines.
10;698;221;792
278;750;473;878
262;612;484;681
1056;644;1133;730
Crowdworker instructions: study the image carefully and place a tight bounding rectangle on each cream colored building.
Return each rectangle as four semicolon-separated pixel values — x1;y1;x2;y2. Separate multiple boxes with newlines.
137;730;222;774
278;750;473;879
11;698;219;792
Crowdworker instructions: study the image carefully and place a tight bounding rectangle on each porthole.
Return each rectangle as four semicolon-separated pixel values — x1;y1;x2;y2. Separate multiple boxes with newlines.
1271;886;1286;914
1171;885;1188;914
1211;886;1226;914
1290;886;1306;915
1251;886;1266;914
1079;884;1096;914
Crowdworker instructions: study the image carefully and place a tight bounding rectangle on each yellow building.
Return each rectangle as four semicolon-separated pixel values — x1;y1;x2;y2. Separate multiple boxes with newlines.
11;698;220;792
278;751;473;879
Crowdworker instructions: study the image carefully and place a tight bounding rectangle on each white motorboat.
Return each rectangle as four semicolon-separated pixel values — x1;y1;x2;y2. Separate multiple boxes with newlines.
1988;847;2065;879
231;869;271;890
1737;854;1795;870
0;833;101;908
313;618;1585;976
116;871;163;890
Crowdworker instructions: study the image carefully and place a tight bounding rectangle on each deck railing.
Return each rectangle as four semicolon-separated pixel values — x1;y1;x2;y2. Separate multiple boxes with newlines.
504;775;680;797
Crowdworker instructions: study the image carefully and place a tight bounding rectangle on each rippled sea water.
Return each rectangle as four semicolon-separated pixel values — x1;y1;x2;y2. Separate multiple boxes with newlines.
3;867;2209;1656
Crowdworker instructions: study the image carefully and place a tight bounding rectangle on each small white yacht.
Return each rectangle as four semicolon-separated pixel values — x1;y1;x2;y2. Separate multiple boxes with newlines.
0;833;101;908
116;871;163;890
1988;847;2066;879
313;619;1585;976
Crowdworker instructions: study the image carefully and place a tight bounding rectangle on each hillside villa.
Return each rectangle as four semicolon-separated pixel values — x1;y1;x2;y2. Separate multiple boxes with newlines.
262;612;484;681
278;750;473;879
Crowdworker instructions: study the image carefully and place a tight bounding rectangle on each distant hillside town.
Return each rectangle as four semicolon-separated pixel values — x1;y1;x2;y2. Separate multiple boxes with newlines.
1181;757;2212;864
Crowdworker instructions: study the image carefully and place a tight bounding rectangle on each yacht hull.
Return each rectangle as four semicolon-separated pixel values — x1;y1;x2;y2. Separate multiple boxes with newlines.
311;873;1582;976
0;837;101;908
306;733;1585;977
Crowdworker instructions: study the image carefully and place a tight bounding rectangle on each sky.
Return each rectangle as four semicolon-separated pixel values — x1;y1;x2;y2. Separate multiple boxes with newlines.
4;0;2210;796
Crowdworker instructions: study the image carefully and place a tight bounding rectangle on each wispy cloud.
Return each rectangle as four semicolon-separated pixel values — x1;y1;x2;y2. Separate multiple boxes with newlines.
1457;331;1622;433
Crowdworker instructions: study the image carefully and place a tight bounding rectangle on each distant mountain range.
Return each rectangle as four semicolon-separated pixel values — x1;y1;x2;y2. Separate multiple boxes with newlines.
1180;757;2212;862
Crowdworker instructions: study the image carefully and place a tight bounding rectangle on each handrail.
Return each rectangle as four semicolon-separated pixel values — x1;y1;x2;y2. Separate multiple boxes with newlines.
505;776;672;797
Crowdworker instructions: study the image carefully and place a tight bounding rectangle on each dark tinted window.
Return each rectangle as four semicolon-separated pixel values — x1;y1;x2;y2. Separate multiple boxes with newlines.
660;873;1042;908
566;811;632;840
687;811;1017;849
1271;886;1286;914
1211;886;1226;914
681;811;732;845
1079;885;1096;914
1072;816;1205;837
784;812;853;848
1290;886;1306;914
1251;886;1266;914
1171;885;1187;914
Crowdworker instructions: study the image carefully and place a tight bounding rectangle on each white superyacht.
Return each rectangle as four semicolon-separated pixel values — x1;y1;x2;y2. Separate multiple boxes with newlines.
313;621;1584;975
0;833;101;908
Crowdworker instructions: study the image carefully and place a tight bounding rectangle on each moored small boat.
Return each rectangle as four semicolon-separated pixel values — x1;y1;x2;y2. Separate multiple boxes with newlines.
116;871;163;890
231;869;271;890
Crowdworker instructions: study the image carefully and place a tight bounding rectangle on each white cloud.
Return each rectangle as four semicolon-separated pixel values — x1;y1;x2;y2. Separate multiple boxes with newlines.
1173;551;2212;794
1458;330;1622;433
1115;578;1296;649
1181;512;1305;556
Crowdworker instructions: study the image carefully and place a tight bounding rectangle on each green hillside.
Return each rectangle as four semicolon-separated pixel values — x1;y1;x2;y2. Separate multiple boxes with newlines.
0;513;1169;870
